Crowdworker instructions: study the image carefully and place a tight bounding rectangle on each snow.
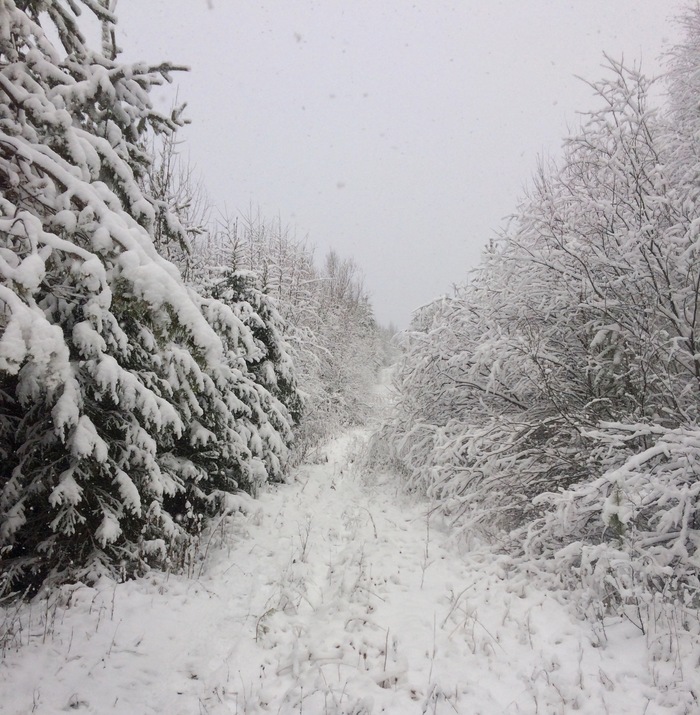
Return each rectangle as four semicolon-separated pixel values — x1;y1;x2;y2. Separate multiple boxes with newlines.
68;415;109;462
1;380;698;714
47;471;82;509
94;511;122;547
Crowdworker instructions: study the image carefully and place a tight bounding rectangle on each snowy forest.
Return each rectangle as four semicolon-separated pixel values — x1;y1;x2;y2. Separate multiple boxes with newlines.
375;41;700;610
1;1;700;713
0;0;385;593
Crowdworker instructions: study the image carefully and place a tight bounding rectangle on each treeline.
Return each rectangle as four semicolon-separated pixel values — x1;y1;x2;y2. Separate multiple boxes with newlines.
376;12;700;610
0;1;383;594
191;210;383;457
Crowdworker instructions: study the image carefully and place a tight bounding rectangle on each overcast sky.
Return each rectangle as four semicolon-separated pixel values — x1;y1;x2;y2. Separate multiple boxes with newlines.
115;1;686;328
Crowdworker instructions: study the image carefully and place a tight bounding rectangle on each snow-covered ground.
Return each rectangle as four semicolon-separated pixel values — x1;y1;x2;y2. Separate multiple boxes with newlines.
1;378;698;714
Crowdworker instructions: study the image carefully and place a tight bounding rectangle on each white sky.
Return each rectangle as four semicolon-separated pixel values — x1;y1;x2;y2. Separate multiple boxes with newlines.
114;0;686;328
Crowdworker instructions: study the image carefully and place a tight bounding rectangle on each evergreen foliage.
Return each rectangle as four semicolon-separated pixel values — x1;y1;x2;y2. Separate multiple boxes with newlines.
0;0;297;593
193;210;384;460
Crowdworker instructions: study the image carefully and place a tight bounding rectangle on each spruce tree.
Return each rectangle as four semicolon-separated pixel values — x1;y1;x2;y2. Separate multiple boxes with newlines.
0;0;291;593
212;270;301;424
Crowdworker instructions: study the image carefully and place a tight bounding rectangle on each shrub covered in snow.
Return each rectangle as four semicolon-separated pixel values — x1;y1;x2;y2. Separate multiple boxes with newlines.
377;19;700;613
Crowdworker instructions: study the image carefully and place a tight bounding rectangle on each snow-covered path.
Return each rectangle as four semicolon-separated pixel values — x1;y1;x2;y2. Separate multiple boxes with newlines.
1;420;697;712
